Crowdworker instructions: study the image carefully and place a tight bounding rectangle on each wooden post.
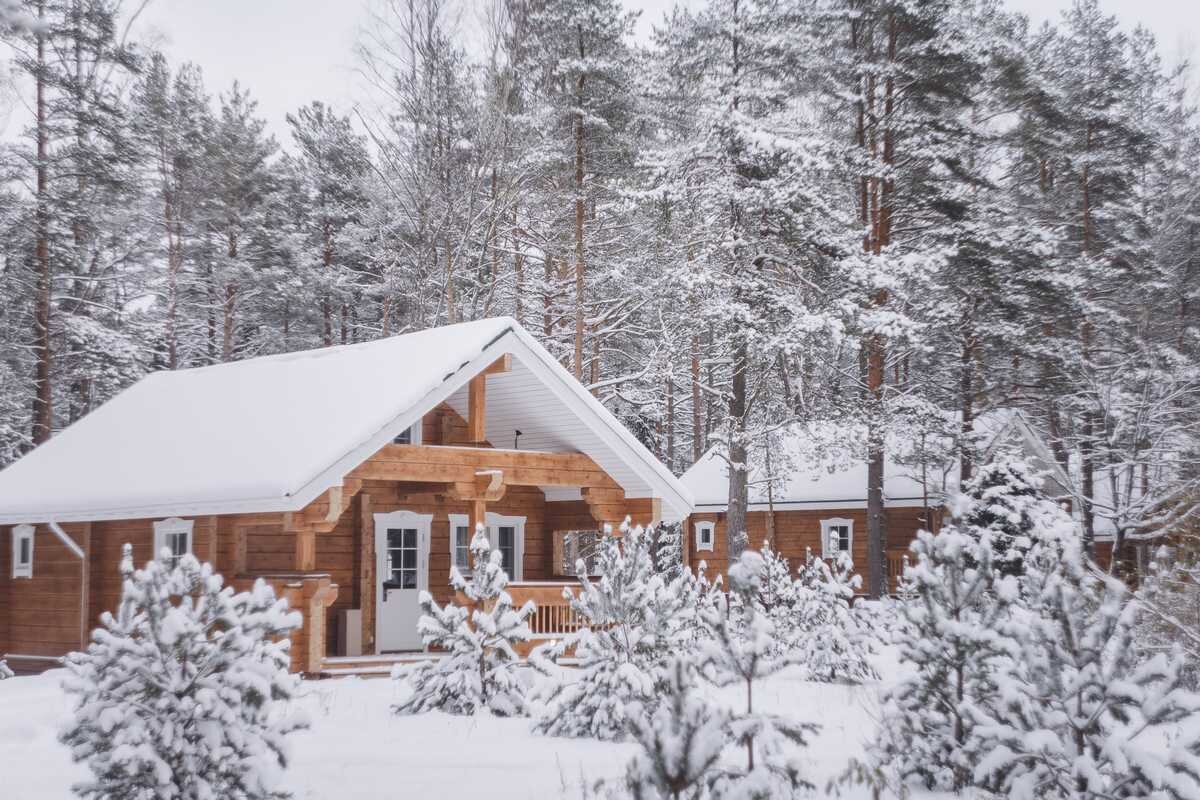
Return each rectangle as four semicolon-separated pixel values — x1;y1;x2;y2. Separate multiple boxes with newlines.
359;492;375;654
295;528;316;572
468;498;487;536
234;524;248;575
78;522;92;650
468;373;486;444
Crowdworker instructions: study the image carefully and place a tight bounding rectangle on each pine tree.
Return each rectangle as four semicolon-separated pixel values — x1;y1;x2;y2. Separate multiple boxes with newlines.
871;528;1016;791
796;550;878;684
394;526;535;717
974;539;1200;799
955;458;1063;577
621;657;729;800
60;545;305;800
532;524;698;741
698;551;818;796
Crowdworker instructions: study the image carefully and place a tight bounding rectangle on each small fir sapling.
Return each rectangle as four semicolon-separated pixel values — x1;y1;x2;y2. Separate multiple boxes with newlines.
621;657;730;800
871;527;1017;792
955;458;1053;576
698;551;818;795
394;525;534;716
532;523;698;741
752;541;802;654
973;539;1200;800
60;545;305;800
796;549;879;684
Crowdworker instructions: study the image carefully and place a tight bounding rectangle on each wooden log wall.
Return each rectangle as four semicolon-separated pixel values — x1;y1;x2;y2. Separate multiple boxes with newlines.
684;506;938;585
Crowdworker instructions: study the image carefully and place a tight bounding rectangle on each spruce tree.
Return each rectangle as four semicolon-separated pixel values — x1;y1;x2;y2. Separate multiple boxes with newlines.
973;540;1200;799
532;524;698;741
797;550;878;684
60;545;305;800
394;526;535;717
871;528;1016;791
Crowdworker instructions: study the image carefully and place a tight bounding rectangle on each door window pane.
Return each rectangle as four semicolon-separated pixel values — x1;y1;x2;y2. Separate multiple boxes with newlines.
387;528;419;589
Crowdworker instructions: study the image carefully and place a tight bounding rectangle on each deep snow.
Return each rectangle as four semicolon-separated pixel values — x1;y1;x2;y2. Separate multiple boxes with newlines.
1;654;923;799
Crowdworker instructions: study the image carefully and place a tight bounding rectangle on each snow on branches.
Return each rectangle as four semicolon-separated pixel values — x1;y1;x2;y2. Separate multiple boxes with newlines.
394;526;534;717
60;545;305;800
974;540;1200;799
532;523;702;741
0;659;12;680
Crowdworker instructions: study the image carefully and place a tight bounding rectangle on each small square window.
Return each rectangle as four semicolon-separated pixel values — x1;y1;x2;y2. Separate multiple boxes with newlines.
821;518;854;559
11;524;33;579
695;522;715;553
153;518;194;568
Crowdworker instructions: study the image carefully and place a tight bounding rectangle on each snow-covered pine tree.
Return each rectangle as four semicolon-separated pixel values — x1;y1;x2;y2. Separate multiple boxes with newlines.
532;523;698;741
1137;545;1200;690
797;550;878;684
395;526;534;717
955;458;1054;576
621;657;730;800
698;551;817;795
973;539;1200;799
60;545;304;800
871;528;1016;792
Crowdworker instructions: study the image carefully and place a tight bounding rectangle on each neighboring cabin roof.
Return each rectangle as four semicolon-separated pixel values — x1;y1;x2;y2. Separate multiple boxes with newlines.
681;409;1068;512
0;318;693;524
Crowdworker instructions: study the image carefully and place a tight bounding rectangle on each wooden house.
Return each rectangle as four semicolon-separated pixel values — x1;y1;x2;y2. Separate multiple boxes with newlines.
0;318;694;674
680;411;1072;589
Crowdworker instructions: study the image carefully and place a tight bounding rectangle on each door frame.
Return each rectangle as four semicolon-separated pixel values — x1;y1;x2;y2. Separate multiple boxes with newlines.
373;510;432;652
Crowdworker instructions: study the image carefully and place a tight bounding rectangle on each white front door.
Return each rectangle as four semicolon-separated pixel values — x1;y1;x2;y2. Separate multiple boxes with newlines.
374;511;431;652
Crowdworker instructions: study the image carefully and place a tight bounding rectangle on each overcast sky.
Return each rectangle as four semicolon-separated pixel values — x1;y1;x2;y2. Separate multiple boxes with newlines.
5;0;1198;145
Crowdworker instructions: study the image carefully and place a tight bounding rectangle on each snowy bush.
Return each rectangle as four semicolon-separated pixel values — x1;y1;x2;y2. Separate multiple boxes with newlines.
955;458;1060;576
395;526;534;717
621;657;730;800
697;551;818;795
1137;545;1200;690
871;527;1017;791
532;523;700;741
60;545;305;800
0;658;13;679
973;539;1200;799
795;549;878;684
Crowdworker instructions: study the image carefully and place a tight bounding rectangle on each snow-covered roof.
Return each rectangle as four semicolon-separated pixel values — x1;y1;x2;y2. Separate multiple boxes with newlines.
681;409;1065;512
0;318;693;524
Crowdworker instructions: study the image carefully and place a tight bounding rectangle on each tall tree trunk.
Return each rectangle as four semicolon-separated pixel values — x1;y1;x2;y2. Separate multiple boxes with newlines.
572;24;587;380
222;233;237;362
322;219;334;346
960;305;977;484
31;0;52;445
1080;128;1096;556
666;375;675;473
512;207;524;325
691;332;702;463
726;337;750;562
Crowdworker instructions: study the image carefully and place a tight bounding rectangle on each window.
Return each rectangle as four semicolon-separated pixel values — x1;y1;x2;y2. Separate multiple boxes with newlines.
558;530;604;576
392;421;422;445
449;513;525;580
153;518;194;567
386;527;420;588
695;521;715;553
821;517;853;559
448;515;472;573
11;524;33;579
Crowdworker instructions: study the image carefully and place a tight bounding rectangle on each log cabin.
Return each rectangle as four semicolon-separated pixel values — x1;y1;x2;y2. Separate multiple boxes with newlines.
679;410;1075;589
0;317;694;675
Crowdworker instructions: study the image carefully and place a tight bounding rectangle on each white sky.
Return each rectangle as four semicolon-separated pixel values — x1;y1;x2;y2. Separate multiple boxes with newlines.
2;0;1198;146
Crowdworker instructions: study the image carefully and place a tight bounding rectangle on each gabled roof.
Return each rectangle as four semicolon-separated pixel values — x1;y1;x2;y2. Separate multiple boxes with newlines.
680;409;1067;512
0;318;693;524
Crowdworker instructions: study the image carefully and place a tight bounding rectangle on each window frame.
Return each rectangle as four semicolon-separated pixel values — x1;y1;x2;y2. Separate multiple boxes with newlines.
11;524;33;579
694;521;715;553
820;517;854;559
392;420;423;445
448;512;525;580
152;517;194;566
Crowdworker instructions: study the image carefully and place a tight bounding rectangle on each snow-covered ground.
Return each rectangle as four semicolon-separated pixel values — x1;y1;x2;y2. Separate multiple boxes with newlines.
2;654;907;799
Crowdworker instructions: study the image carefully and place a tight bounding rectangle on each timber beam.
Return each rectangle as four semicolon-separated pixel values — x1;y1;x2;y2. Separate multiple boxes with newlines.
349;445;622;490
